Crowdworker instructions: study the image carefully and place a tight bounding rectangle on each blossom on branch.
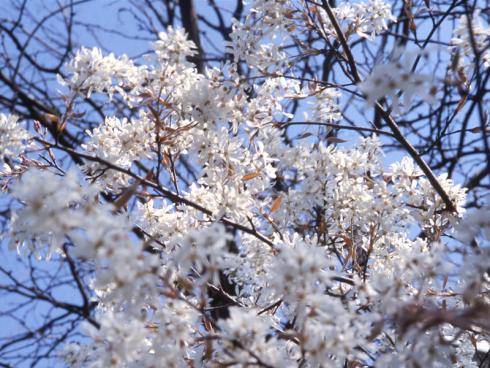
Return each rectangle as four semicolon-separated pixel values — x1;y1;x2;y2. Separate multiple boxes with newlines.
1;2;489;367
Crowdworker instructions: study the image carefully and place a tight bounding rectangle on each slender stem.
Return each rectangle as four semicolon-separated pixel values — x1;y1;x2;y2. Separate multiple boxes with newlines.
282;121;395;137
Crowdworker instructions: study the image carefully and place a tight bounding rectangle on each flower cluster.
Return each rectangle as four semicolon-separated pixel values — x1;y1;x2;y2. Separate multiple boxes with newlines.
152;26;198;66
452;10;490;70
358;48;436;113
82;115;155;188
320;0;396;41
0;114;31;165
2;2;489;368
307;86;342;123
59;47;143;98
227;0;295;71
9;169;94;259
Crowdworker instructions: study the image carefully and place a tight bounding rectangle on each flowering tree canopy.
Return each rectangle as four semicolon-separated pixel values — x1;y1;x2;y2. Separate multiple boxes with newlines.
1;0;490;367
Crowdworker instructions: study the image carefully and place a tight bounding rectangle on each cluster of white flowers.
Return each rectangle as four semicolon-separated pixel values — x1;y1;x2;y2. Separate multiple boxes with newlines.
456;206;490;244
9;169;94;259
307;86;342;123
0;114;31;165
173;224;232;285
152;26;198;66
320;0;396;41
454;207;490;310
82;114;155;188
7;136;470;367
358;48;436;113
452;10;490;70
228;0;395;73
59;47;143;99
8;168;161;311
2;2;490;367
227;0;295;71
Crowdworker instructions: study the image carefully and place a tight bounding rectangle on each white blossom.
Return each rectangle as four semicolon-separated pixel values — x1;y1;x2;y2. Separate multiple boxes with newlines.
452;10;490;69
0;114;31;164
151;26;198;66
319;0;396;41
358;48;436;113
82;114;155;188
59;47;143;98
4;11;488;368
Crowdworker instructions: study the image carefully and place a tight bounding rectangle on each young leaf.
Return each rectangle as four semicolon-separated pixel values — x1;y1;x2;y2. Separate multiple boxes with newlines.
270;196;282;214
